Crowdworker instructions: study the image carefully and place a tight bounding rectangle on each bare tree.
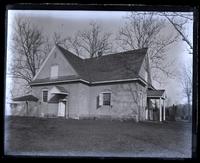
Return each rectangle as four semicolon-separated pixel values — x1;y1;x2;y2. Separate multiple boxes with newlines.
127;83;145;122
50;22;114;58
52;32;69;49
179;64;192;120
55;22;113;58
117;12;180;83
160;12;193;53
51;31;83;57
10;17;48;85
66;34;83;57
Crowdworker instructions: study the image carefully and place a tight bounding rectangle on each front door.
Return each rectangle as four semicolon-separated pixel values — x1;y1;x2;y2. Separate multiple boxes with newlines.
58;101;66;117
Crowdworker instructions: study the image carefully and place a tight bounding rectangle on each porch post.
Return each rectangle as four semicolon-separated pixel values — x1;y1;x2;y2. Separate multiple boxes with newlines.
145;99;149;120
163;99;166;121
145;108;148;120
159;97;162;122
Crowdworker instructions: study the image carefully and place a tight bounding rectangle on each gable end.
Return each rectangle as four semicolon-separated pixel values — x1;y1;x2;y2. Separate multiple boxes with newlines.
32;45;78;82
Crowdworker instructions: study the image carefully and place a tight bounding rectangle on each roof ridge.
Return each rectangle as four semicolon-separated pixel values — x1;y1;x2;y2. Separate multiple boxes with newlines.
56;44;148;61
56;44;84;61
84;48;148;61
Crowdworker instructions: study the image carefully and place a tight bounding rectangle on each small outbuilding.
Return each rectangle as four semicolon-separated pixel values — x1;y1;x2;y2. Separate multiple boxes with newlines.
11;95;39;116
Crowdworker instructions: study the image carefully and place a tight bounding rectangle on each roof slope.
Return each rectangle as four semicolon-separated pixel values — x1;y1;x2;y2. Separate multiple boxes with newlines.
31;45;148;85
84;49;147;82
57;45;90;81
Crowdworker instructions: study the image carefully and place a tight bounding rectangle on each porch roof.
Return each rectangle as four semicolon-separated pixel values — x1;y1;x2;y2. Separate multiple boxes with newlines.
12;95;38;102
147;90;165;99
54;86;68;94
49;85;69;95
48;94;67;103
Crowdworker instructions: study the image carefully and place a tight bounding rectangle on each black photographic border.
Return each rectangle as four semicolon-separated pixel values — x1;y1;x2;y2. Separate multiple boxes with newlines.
0;2;199;161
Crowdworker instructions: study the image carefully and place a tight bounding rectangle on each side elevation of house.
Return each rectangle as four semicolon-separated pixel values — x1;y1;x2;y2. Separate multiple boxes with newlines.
27;44;166;122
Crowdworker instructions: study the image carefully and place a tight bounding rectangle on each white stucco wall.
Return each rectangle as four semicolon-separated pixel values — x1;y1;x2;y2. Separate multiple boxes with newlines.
88;82;147;121
31;81;147;121
32;83;80;118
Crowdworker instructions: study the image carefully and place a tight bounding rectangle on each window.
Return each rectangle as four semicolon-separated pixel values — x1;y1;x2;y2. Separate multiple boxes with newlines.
42;90;48;102
97;92;112;108
50;65;58;79
103;93;111;105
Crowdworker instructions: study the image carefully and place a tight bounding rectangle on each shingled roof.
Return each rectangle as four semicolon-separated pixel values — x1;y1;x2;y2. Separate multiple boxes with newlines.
31;45;148;85
57;46;90;81
57;45;147;82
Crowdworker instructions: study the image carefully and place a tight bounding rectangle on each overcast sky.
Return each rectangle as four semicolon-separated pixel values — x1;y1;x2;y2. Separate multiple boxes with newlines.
6;10;193;105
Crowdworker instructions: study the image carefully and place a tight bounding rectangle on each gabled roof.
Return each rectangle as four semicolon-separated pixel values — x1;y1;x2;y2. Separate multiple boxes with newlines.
12;95;38;102
57;45;147;82
48;94;66;103
31;45;148;85
57;46;90;81
55;86;68;93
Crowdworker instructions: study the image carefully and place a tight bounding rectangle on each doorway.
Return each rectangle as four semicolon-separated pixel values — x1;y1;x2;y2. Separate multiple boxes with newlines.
58;99;68;118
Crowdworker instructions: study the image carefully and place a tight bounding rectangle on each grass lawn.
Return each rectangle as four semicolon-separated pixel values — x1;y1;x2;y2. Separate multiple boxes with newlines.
4;116;192;158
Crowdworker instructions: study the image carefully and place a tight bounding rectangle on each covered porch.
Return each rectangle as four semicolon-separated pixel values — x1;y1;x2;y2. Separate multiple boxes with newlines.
146;90;166;122
48;86;69;118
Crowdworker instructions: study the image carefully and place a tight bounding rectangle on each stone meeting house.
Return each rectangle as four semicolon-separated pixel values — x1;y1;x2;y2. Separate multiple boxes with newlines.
12;44;166;122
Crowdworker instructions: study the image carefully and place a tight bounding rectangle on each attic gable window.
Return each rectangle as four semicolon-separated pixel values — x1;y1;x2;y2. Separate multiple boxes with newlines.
54;52;57;58
97;92;112;108
50;65;58;79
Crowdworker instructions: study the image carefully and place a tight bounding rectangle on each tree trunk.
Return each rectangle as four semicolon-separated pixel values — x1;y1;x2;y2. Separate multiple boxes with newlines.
26;101;28;116
187;95;191;121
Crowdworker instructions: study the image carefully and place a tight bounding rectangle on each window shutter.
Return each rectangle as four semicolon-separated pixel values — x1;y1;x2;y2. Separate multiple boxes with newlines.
96;95;100;109
99;93;103;106
110;94;113;107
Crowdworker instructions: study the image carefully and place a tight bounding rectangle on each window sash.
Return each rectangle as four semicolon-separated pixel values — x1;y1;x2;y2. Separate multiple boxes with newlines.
42;90;48;102
103;93;111;106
